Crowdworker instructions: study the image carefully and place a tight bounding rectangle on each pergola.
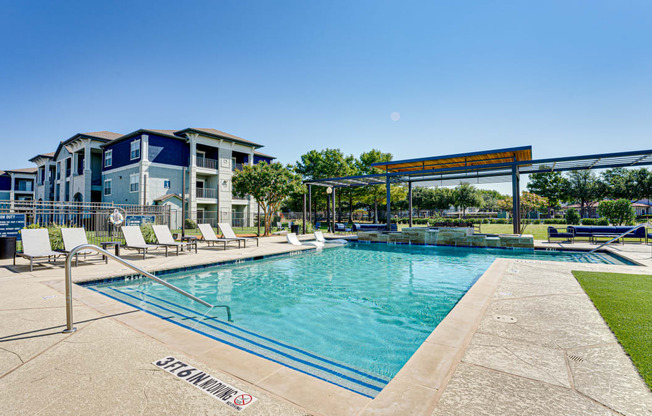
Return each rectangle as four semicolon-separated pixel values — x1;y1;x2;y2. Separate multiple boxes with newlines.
303;146;652;235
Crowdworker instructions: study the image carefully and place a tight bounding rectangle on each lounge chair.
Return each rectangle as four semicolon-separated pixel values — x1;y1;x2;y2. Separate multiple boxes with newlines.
121;226;168;259
197;224;231;249
153;225;197;255
287;233;324;248
314;231;348;245
14;228;64;271
218;223;259;248
61;227;107;266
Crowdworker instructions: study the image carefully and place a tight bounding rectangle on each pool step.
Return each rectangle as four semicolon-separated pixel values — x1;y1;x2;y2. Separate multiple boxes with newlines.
88;284;389;398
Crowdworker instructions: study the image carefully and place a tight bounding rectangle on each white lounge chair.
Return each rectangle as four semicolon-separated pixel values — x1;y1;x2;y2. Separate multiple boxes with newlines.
314;231;348;245
197;224;231;249
14;228;64;271
153;225;197;255
286;233;324;248
61;227;107;266
121;226;168;259
218;223;259;248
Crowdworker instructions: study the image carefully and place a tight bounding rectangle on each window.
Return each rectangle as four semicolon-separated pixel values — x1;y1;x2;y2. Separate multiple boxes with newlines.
104;150;112;167
66;158;71;177
104;179;112;196
164;180;171;189
130;174;139;192
130;140;141;160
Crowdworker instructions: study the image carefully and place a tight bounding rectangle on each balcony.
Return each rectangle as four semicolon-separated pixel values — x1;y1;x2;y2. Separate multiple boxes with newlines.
196;188;217;199
196;156;218;170
232;162;244;171
14;184;34;192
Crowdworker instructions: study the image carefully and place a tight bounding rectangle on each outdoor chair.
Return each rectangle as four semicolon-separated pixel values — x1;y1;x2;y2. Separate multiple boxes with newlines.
197;224;231;249
218;223;259;248
547;226;575;243
314;231;348;245
14;228;65;272
153;225;197;255
61;227;107;266
121;226;168;260
286;233;324;248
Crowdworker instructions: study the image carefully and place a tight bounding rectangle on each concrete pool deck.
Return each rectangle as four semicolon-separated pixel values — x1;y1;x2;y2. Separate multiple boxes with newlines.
1;236;651;415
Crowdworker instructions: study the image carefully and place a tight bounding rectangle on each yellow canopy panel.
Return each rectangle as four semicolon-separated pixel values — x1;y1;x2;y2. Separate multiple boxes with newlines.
371;146;532;173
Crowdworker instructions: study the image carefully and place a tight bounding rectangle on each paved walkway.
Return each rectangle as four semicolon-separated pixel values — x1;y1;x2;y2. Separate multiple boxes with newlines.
432;255;652;416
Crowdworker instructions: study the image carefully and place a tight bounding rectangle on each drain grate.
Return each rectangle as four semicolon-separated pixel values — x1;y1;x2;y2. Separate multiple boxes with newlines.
568;354;584;362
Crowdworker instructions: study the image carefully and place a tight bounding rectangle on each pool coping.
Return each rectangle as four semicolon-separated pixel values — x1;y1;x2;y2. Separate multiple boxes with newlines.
49;248;543;415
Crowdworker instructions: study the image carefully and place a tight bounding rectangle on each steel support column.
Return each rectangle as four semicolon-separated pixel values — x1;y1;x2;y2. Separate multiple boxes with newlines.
408;181;413;227
308;184;312;224
512;165;521;234
332;187;336;233
302;193;306;234
386;176;391;231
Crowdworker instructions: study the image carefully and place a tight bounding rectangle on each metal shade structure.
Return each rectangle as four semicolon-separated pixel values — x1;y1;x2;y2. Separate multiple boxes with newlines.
304;146;652;235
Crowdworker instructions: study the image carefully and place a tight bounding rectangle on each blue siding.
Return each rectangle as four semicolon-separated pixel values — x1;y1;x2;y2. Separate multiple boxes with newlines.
149;135;189;167
0;174;10;191
103;137;141;171
254;155;273;165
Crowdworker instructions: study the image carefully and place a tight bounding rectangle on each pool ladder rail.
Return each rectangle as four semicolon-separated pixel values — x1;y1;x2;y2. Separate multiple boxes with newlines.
63;244;231;334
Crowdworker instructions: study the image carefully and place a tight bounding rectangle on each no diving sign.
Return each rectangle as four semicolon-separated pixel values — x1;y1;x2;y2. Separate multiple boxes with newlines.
153;356;257;412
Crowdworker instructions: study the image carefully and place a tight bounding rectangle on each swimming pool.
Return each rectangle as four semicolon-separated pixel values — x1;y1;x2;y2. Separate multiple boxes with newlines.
83;244;633;397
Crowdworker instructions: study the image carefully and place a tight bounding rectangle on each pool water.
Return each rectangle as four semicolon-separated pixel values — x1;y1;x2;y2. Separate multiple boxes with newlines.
84;244;632;397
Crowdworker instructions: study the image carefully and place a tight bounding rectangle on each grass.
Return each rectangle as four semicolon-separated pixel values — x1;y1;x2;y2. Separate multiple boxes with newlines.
572;271;652;389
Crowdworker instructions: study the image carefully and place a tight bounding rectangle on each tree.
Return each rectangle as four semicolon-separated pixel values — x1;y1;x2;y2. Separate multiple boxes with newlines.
600;168;638;200
527;171;567;214
520;191;548;221
356;149;393;223
430;187;455;216
294;149;354;223
453;183;483;218
477;189;504;212
565;207;580;225
564;171;600;218
597;199;636;226
232;162;305;236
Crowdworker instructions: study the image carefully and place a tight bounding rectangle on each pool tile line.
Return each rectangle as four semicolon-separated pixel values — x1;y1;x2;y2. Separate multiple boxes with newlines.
98;286;386;395
87;285;377;399
78;248;317;287
121;287;390;385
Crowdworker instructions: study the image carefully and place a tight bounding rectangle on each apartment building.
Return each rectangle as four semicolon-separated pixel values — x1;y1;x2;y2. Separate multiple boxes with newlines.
30;131;122;202
0;168;37;202
100;128;274;225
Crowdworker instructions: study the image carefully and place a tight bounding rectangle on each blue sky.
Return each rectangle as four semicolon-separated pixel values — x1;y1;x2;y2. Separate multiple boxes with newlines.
1;1;651;193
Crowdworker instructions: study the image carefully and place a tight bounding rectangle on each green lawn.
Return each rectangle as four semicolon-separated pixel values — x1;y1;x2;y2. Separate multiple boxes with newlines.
573;271;652;389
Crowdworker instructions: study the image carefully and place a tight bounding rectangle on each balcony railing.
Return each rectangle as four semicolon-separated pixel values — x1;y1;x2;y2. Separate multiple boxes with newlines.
232;162;244;171
196;188;217;199
196;156;218;170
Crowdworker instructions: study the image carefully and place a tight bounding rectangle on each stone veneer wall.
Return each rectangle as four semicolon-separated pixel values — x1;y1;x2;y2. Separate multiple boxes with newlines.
357;227;534;249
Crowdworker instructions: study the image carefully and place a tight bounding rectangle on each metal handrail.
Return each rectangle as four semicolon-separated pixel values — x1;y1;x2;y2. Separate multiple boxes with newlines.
63;244;231;333
588;222;651;254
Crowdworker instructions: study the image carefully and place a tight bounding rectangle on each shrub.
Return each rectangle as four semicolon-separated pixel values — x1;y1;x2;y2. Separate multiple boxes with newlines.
565;208;580;225
597;199;636;226
543;219;566;224
47;225;64;250
26;223;43;229
184;218;197;230
140;224;156;243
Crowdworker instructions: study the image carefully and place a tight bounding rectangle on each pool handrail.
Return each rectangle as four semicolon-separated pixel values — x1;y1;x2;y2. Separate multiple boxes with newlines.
588;222;651;254
63;244;230;333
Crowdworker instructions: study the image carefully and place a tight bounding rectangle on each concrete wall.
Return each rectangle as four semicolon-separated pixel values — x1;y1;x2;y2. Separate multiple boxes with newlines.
102;165;140;204
144;165;184;205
